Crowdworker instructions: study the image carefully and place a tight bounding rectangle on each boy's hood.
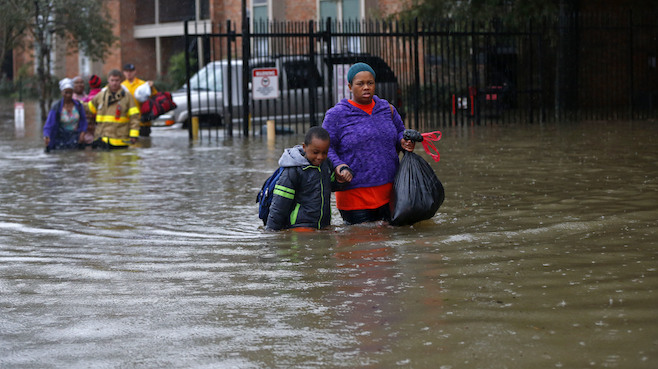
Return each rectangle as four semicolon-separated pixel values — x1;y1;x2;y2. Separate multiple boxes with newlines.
278;145;310;167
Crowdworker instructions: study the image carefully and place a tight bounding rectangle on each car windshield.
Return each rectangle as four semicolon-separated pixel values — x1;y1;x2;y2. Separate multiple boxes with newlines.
188;64;223;92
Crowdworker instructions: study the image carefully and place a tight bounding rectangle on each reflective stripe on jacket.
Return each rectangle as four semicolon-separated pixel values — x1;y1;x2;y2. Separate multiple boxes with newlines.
88;88;141;139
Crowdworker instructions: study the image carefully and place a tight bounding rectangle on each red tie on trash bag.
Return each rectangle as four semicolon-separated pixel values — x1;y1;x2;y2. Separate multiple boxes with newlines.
420;131;441;162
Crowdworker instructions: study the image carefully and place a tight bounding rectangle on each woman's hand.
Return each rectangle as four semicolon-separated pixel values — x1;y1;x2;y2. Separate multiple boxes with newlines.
400;138;416;152
335;164;353;183
43;137;50;147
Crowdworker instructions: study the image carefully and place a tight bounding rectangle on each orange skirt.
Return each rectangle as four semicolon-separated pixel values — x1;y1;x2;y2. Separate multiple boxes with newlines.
335;183;393;211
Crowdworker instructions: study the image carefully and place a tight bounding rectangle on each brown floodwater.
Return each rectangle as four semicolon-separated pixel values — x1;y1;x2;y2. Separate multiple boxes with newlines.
1;99;657;368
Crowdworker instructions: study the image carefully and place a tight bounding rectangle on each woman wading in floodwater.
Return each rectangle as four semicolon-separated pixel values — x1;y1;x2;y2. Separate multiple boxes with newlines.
322;62;420;225
43;78;88;151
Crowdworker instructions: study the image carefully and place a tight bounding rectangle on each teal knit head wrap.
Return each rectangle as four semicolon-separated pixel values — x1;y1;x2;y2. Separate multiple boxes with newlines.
347;62;376;84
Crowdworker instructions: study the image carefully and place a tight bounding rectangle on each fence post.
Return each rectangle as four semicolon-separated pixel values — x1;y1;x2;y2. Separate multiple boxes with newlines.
528;19;534;124
470;20;480;125
555;5;578;121
227;20;234;136
241;3;251;136
538;18;546;123
325;18;333;106
185;20;193;140
628;10;634;120
309;19;317;127
413;18;420;129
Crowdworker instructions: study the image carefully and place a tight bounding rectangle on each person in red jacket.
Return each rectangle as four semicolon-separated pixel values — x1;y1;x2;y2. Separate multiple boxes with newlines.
82;75;103;144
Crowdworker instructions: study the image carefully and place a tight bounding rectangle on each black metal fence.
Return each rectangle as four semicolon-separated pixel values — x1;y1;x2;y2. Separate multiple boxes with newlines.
182;12;657;139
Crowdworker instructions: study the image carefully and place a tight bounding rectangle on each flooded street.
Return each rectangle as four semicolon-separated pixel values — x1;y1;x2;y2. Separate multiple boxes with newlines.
1;99;657;368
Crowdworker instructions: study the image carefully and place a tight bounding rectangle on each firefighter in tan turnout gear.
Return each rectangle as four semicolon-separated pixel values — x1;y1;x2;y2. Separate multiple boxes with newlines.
88;69;141;149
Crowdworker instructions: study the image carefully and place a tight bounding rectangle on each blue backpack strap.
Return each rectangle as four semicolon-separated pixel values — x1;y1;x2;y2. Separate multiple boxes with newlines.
257;167;285;225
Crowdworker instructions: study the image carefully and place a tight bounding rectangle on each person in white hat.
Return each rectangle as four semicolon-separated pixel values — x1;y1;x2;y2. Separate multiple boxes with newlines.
43;78;88;151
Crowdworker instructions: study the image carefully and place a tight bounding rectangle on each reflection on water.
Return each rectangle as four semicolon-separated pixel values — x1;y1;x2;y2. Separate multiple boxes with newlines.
1;100;657;368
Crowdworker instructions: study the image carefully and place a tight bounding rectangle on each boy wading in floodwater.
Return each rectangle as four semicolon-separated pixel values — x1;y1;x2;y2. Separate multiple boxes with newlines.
266;127;343;231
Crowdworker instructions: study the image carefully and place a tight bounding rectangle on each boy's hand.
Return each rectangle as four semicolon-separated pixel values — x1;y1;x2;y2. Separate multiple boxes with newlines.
335;164;353;183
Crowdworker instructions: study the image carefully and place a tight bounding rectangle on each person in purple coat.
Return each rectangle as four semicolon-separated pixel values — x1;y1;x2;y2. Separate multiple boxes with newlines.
322;62;417;225
43;78;88;151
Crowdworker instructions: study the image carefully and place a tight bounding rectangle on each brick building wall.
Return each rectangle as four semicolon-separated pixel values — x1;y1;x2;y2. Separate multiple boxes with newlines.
11;36;33;81
210;0;243;30
100;0;123;78
366;0;408;18
117;0;158;80
284;1;316;22
63;49;79;78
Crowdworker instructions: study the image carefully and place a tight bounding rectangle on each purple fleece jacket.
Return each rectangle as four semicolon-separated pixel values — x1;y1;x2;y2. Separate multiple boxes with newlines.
322;95;406;190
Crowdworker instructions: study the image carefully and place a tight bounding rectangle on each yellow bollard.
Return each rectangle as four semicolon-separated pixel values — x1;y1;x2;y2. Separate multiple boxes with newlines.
267;120;275;141
191;116;199;140
267;120;275;151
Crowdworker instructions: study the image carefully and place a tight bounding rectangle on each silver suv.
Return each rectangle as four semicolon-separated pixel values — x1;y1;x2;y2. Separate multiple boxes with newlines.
154;54;402;129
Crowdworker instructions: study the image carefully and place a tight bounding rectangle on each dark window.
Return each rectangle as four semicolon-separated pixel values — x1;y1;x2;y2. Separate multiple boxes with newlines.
135;0;155;25
159;0;209;23
200;0;209;19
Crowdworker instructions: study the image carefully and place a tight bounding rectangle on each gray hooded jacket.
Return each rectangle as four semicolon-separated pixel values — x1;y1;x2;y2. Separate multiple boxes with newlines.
266;145;335;230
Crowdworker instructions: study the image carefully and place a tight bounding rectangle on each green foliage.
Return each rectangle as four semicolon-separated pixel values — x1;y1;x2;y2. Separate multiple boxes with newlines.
52;0;117;61
398;0;561;27
168;51;199;89
0;1;30;68
151;78;177;95
11;0;118;120
0;63;44;99
151;52;198;93
0;76;16;96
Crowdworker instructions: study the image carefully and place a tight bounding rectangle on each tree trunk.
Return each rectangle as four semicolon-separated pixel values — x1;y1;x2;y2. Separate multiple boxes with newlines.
33;0;53;123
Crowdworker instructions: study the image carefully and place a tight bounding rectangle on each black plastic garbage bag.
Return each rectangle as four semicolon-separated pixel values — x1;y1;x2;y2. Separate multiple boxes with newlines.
390;151;445;226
